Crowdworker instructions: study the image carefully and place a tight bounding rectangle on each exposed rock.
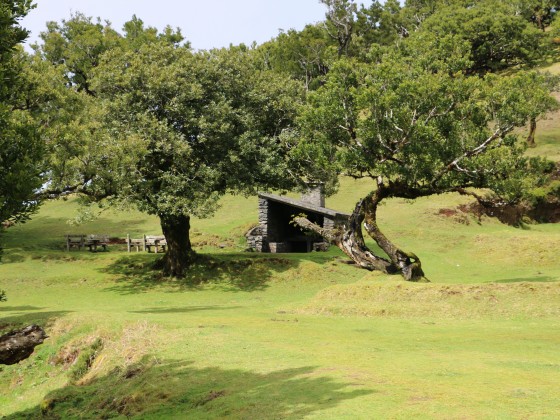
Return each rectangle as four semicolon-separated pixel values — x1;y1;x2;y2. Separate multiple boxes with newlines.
0;325;48;365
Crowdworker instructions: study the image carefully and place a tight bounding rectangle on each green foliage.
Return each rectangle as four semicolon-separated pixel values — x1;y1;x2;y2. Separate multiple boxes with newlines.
354;0;406;49
298;47;558;204
37;13;121;95
36;13;185;96
91;44;304;219
403;0;560;31
260;0;408;89
123;14;185;51
0;289;6;302
263;0;551;93
321;0;358;57
0;0;34;56
0;1;43;235
0;101;44;224
526;179;560;206
30;15;306;274
258;24;335;90
513;0;560;30
549;12;560;41
411;0;545;74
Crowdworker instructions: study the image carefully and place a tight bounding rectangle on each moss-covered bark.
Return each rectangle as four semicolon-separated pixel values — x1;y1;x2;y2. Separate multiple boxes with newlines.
159;214;196;278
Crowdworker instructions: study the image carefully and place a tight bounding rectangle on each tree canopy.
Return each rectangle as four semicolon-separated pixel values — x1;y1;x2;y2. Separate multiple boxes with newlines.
2;0;558;280
0;0;42;233
413;0;545;74
29;15;306;276
293;30;558;279
92;44;303;275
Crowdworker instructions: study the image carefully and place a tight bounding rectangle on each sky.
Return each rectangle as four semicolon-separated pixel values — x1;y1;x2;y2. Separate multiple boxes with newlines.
21;0;329;50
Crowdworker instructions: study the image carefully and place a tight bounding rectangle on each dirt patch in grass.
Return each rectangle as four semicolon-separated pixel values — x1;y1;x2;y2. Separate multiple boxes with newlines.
436;208;471;224
440;196;560;226
193;390;226;407
299;281;560;319
50;335;104;382
51;347;80;368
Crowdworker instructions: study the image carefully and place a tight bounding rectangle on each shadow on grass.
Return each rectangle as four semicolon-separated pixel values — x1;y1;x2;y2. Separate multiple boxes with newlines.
492;275;556;283
5;357;373;419
0;310;72;334
0;252;26;263
101;253;298;295
129;305;243;314
2;214;149;251
0;306;46;312
2;248;102;265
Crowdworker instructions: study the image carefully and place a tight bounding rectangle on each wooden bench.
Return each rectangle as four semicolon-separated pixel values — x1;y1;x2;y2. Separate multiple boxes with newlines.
85;234;109;252
126;234;167;253
145;235;167;253
66;234;85;251
126;234;145;252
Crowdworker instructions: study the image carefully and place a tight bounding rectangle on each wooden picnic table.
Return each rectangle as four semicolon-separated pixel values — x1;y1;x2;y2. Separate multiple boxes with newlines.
126;234;167;253
66;234;109;252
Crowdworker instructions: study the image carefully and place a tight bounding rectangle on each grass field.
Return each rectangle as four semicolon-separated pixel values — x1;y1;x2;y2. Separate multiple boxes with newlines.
1;161;559;418
1;69;560;418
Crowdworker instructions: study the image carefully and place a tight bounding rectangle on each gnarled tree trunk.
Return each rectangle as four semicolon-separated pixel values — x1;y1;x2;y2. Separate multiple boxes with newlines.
294;181;428;282
294;199;395;273
362;190;426;282
0;325;47;365
338;199;397;273
159;214;195;277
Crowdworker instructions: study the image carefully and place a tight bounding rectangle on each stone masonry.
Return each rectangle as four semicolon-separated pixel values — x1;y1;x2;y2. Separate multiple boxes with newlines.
246;185;349;253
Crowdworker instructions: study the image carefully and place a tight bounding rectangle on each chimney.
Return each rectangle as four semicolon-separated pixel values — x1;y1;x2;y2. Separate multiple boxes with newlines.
300;183;325;207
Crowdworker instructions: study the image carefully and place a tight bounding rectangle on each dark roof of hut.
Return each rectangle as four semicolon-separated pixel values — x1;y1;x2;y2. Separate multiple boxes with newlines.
258;193;350;218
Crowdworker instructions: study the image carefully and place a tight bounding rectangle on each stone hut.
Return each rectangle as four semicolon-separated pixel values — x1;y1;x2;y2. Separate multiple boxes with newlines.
246;185;349;253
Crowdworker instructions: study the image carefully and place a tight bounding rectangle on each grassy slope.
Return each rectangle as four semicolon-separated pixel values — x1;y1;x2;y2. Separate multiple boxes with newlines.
1;85;560;419
529;62;560;162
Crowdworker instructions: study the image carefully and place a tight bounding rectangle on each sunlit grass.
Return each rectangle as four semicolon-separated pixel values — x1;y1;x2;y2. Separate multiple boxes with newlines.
526;127;560;161
1;76;559;419
1;172;559;417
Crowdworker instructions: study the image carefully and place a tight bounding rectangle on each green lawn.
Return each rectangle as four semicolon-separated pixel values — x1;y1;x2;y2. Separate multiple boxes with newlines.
1;173;559;418
527;126;560;162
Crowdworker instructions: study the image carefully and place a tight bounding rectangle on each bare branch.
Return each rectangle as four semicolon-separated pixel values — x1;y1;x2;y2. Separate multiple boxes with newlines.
432;125;514;186
424;101;456;126
293;216;338;242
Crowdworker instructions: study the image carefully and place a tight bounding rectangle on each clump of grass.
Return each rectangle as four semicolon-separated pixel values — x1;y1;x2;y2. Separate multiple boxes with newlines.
106;321;160;369
191;232;235;249
36;357;170;419
298;281;560;320
68;338;103;382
